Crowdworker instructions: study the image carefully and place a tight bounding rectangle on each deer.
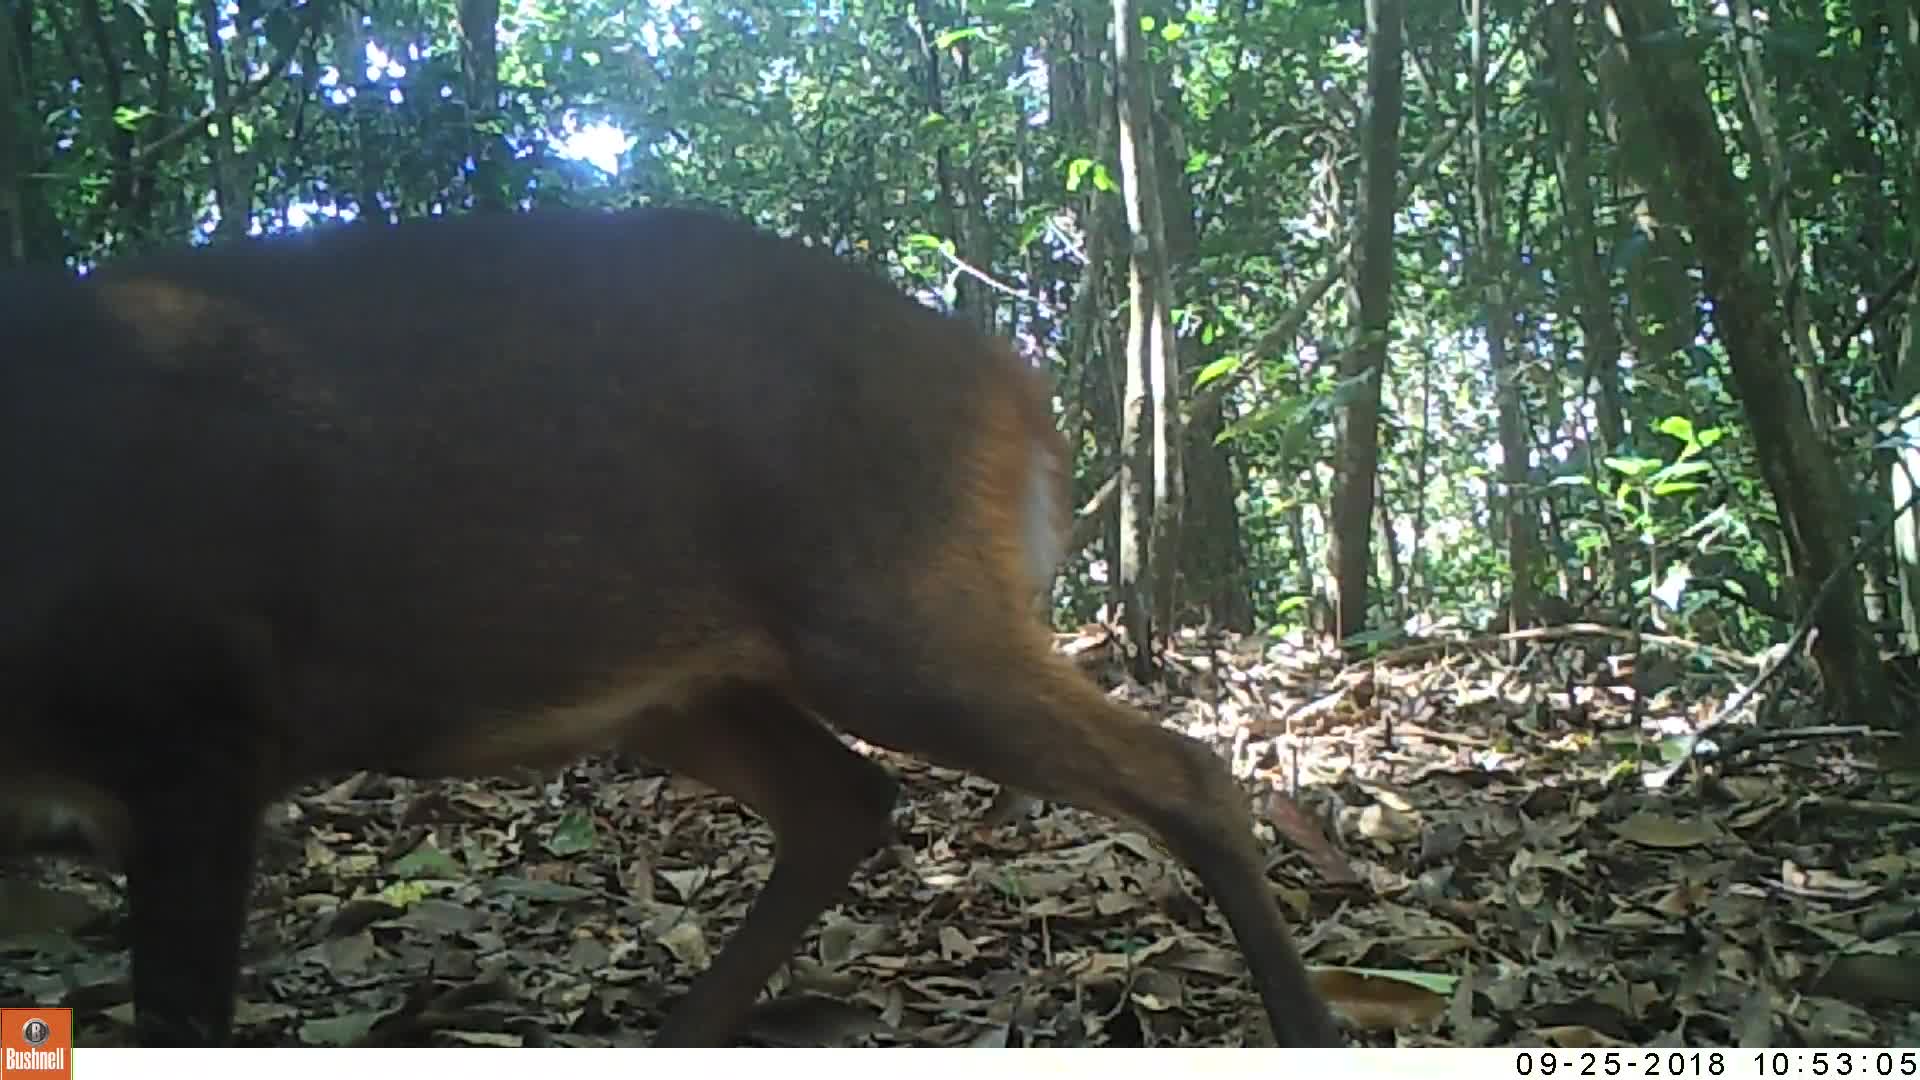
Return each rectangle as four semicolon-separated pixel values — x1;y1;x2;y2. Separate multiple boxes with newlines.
0;208;1341;1047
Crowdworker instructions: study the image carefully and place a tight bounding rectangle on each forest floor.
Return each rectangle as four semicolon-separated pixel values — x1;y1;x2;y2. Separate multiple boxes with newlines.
4;622;1917;1047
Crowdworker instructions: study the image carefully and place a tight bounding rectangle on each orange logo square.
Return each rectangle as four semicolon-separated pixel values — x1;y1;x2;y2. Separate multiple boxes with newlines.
0;1009;71;1080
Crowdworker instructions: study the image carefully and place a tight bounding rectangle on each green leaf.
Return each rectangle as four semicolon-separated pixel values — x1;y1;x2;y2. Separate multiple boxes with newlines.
1656;416;1696;444
377;880;434;906
1652;460;1713;483
933;27;986;49
1066;157;1094;192
1650;480;1706;497
1655;733;1696;763
1604;455;1662;478
113;105;156;132
544;809;597;856
1193;354;1241;389
1161;21;1186;42
1017;208;1053;249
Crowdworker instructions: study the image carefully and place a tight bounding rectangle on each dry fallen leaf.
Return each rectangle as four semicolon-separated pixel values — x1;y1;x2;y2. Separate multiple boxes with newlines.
1357;802;1424;844
938;925;978;962
1538;1024;1632;1048
1610;812;1723;849
657;920;710;969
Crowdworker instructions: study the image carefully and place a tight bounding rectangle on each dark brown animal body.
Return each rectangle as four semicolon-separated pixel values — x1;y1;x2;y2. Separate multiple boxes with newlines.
0;209;1339;1046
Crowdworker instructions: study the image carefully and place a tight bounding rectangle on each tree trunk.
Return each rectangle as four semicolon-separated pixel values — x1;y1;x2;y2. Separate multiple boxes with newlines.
201;0;245;239
1112;0;1182;677
1154;48;1252;631
1542;0;1628;596
1329;0;1404;644
1729;0;1832;440
131;0;178;234
337;7;383;221
2;0;69;262
1544;1;1625;454
78;0;138;240
954;42;997;336
458;0;506;213
913;0;986;332
0;4;22;263
1183;384;1254;630
1374;476;1403;625
1408;344;1434;611
1602;0;1905;752
1898;291;1920;647
1052;4;1126;626
1474;0;1536;632
1883;1;1920;655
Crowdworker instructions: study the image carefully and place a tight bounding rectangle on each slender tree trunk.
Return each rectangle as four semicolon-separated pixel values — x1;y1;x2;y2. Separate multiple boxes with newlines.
913;0;986;332
1112;0;1182;676
78;0;137;241
1287;503;1324;633
459;0;506;212
1329;0;1405;643
1054;5;1127;627
1544;1;1625;454
1374;477;1403;624
1153;48;1252;631
2;0;67;262
1898;289;1920;646
201;0;245;238
1543;0;1629;598
1474;0;1535;631
1886;3;1920;652
1729;0;1831;438
953;41;996;336
0;3;22;263
1409;344;1434;611
131;0;179;234
337;8;383;220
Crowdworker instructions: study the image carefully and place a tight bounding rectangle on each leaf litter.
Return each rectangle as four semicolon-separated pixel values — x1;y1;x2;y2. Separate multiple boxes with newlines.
3;624;1916;1046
